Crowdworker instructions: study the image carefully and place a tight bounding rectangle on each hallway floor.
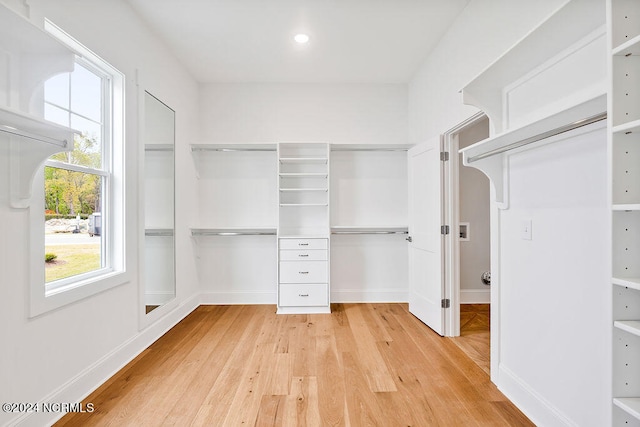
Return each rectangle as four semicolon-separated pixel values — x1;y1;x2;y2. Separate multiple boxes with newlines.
451;304;491;375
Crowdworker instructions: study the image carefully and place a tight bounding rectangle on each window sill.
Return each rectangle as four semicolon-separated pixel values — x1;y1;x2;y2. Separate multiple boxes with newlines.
30;270;130;318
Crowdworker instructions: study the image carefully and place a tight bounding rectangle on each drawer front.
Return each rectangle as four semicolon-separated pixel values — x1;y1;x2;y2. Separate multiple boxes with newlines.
279;238;328;250
279;249;328;261
279;261;328;283
279;283;328;307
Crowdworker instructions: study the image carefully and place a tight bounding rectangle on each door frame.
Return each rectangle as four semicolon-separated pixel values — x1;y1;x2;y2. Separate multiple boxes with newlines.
442;112;492;335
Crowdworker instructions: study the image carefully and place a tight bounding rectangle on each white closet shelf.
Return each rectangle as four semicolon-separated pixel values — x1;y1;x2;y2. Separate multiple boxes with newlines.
331;226;408;235
613;277;640;292
145;144;174;152
279;173;328;178
613;204;640;211
190;227;277;236
0;106;77;146
279;157;328;163
190;143;276;152
613;34;640;56
461;95;606;163
330;144;411;152
614;320;640;337
613;120;640;135
145;228;174;237
614;398;640;421
1;106;79;209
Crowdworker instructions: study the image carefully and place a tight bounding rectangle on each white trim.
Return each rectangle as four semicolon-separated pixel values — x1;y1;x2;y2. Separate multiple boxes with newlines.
460;289;491;304
200;291;277;305
7;293;200;427
331;289;409;303
498;365;579;427
442;111;489;338
30;20;127;317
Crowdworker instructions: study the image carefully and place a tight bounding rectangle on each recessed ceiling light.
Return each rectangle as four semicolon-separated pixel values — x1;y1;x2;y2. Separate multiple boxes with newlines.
294;34;310;44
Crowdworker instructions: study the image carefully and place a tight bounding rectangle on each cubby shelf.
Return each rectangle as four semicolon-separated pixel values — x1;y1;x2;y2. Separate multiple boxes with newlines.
613;204;640;211
614;398;640;421
614;320;640;337
613;34;640;56
279;173;328;177
613;119;640;134
613;277;640;292
610;1;640;422
279;157;327;163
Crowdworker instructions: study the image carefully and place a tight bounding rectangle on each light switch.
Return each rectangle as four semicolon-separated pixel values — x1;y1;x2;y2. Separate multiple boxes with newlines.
521;219;532;240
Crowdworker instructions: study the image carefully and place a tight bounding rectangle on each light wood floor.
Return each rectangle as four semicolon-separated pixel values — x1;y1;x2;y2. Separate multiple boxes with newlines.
56;303;531;426
452;304;491;375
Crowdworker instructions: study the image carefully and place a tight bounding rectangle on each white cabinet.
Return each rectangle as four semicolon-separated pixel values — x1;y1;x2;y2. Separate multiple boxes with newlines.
277;143;330;314
609;0;640;425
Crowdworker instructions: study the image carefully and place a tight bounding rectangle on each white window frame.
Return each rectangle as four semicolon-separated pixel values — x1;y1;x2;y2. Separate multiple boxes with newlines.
30;20;127;317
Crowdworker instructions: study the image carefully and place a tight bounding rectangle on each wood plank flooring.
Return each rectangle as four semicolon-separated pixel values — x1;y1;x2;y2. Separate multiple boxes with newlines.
451;304;491;375
56;303;531;426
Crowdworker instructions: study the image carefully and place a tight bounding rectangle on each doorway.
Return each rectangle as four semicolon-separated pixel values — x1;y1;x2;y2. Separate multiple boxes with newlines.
444;113;491;374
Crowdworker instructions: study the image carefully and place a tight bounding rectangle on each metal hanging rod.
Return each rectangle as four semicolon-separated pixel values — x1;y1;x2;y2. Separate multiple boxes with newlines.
467;112;607;164
0;125;68;147
331;230;409;235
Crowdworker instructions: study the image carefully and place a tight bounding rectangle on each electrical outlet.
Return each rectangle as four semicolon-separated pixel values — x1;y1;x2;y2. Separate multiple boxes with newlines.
521;219;532;240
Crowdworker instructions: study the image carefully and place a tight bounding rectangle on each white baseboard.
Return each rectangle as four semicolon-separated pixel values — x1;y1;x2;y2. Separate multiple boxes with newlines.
331;289;408;303
200;291;276;305
10;293;200;427
497;365;578;427
460;289;491;304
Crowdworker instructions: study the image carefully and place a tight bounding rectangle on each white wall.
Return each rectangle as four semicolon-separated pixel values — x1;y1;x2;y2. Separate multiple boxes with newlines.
200;83;407;144
458;119;490;301
197;83;409;303
0;1;200;425
408;0;609;425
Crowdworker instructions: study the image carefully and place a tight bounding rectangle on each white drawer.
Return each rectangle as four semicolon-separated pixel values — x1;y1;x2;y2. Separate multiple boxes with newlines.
279;283;328;307
279;261;328;283
279;238;328;250
279;249;328;261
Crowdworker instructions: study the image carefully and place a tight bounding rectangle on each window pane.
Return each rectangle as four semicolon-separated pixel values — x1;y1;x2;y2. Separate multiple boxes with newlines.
44;168;103;283
44;103;69;127
70;63;102;122
70;115;102;167
44;72;69;109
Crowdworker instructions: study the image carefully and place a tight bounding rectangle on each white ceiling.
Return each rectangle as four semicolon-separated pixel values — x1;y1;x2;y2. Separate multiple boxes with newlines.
126;0;470;84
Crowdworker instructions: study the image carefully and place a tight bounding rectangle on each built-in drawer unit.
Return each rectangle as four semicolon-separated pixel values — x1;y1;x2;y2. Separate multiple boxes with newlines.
279;260;328;283
279;249;328;261
279;283;328;307
279;238;328;250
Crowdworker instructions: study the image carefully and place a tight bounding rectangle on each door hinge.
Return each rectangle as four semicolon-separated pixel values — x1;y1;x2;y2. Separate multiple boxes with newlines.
441;225;450;235
440;151;449;161
441;299;451;309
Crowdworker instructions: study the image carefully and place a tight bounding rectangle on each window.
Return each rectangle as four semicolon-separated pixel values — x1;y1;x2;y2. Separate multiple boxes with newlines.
30;20;126;315
44;59;109;288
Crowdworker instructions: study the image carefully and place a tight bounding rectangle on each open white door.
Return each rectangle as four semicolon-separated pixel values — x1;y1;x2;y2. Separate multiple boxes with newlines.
408;136;445;336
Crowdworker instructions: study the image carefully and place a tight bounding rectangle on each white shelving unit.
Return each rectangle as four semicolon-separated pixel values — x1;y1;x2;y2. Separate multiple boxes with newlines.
610;1;640;425
0;4;79;209
277;143;330;314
